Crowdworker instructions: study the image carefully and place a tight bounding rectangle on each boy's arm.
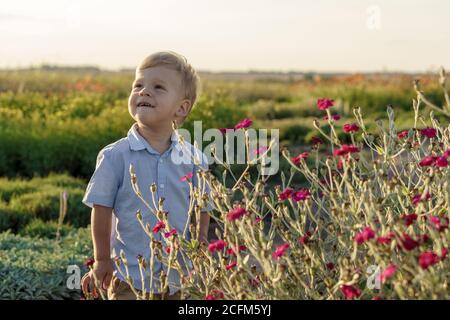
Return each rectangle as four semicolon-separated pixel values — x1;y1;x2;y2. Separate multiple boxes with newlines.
91;204;113;261
91;204;114;290
198;211;210;244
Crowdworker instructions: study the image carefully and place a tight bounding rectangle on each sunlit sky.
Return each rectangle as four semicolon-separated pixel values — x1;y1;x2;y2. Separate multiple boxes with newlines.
1;0;449;72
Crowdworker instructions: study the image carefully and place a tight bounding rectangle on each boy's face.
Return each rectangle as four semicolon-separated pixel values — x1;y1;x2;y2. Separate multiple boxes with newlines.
128;65;191;128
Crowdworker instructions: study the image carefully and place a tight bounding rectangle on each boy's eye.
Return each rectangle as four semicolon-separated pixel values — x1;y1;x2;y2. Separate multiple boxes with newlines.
155;85;165;90
134;84;142;88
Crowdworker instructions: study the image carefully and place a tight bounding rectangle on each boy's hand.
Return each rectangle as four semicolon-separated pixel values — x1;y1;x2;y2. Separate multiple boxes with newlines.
81;259;114;298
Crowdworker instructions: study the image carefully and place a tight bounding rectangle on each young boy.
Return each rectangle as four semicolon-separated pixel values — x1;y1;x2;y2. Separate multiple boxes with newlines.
81;51;211;300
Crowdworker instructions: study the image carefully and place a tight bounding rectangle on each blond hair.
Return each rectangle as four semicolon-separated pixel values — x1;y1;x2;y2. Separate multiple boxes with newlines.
137;51;201;109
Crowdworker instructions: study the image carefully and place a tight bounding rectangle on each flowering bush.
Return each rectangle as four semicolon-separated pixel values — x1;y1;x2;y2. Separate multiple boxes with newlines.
119;69;449;300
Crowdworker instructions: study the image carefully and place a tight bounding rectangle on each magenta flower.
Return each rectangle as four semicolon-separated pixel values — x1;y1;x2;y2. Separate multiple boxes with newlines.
225;261;237;270
83;258;95;268
272;243;290;259
378;264;397;283
402;213;418;226
292;189;311;202
219;128;234;135
355;226;375;245
292;152;309;165
226;245;247;256
298;232;312;245
311;136;323;145
323;114;341;121
164;229;177;238
180;172;194;182
343;123;360;133
420;127;437;138
279;188;294;201
208;239;227;253
376;232;395;245
253;146;268;155
340;285;361;300
226;207;248;221
419;251;439;270
152;221;166;233
435;156;448;167
333;144;360;157
398;233;419;251
397;130;409;139
419;156;438;167
411;192;431;206
317;98;334;110
234;118;253;130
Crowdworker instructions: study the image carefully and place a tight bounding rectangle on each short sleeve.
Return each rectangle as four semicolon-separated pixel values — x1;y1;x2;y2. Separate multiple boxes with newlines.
82;148;120;208
192;151;214;212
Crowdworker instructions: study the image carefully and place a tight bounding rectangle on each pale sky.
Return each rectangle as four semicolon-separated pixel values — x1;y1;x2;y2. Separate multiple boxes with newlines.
1;0;449;72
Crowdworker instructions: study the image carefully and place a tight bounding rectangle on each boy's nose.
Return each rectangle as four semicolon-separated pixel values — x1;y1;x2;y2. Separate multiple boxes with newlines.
138;87;152;96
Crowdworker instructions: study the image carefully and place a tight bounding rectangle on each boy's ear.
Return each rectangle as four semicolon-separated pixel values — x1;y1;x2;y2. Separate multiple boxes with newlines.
176;99;192;118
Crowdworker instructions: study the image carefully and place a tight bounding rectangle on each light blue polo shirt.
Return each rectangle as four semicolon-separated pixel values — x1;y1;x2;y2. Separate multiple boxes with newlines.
82;122;212;294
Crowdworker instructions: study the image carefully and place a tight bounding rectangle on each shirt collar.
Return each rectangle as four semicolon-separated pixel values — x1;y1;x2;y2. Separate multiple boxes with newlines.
128;123;178;156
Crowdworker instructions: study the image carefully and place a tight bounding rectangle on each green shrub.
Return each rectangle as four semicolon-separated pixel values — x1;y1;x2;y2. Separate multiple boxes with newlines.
0;201;34;233
0;228;92;300
19;219;74;239
8;187;90;228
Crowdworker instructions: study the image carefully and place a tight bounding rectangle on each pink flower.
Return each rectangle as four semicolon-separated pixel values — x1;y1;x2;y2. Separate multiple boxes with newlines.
429;216;449;232
376;232;395;245
254;217;262;224
372;296;383;300
225;261;237;270
292;189;311;202
397;130;409;139
219;128;233;135
325;263;335;271
398;233;419;251
443;150;450;158
311;136;323;145
378;264;397;283
272;243;290;259
152;221;166;233
343;123;360;133
227;245;247;256
419;156;438;167
205;289;224;300
180;172;194;182
165;247;171;254
402;213;418;226
355;226;375;245
234;118;253;130
83;258;95;268
435;156;448;167
418;251;439;270
317;98;334;110
164;229;177;238
292;152;309;165
298;232;312;245
420;127;437;138
340;285;361;300
440;247;448;259
226;207;248;221
411;192;431;206
208;239;227;253
333;144;360;157
253;146;268;155
323;114;341;121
